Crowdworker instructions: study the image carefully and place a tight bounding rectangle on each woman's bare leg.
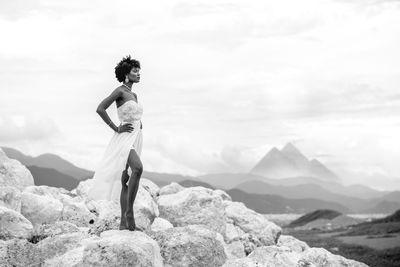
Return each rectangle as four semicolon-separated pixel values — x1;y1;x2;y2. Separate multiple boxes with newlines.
126;148;143;231
119;162;130;230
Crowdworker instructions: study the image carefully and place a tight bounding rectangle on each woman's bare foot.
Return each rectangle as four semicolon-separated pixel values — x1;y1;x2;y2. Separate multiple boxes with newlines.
119;217;128;230
125;212;136;231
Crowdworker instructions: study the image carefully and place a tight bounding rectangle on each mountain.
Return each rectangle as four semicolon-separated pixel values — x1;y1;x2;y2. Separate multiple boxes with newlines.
233;180;368;211
195;173;388;200
26;165;79;190
225;188;352;214
250;147;299;178
1;146;93;181
249;142;340;182
142;171;197;188
280;143;310;169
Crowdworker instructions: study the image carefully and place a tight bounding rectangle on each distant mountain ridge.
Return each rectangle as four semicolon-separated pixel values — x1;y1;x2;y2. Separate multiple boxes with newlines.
1;146;93;181
250;143;340;182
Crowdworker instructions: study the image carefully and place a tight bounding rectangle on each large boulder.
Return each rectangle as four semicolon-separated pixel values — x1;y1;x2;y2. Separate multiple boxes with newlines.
36;232;92;262
151;224;227;267
0;149;34;190
277;234;309;253
214;189;232;201
159;182;184;196
31;221;81;243
151;217;174;232
0;238;41;266
75;179;93;199
60;198;96;227
223;200;281;246
46;230;163;267
157;186;227;236
20;191;63;225
140;178;160;200
0;206;33;240
222;245;310;267
301;247;369;267
0;186;21;212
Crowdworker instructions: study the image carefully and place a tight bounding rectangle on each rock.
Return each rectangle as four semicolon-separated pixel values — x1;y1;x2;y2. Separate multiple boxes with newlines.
224;200;281;246
0;149;34;190
226;240;246;259
159;182;184;196
0;238;41;267
151;217;174;232
0;186;21;212
157;186;227;236
20;192;63;225
240;233;263;256
87;185;158;235
23;185;72;201
86;199;121;235
31;221;80;243
0;206;33;240
222;245;312;267
44;246;84;267
76;179;93;199
46;230;163;267
60;198;96;227
301;247;369;267
225;222;246;243
277;235;309;253
140;178;160;200
214;189;232;201
152;224;227;267
36;232;92;262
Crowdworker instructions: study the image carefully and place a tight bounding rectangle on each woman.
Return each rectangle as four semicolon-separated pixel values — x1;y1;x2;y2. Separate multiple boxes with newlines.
87;55;144;231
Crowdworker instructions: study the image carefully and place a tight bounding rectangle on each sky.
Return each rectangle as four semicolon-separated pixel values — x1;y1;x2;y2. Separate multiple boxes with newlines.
0;0;400;191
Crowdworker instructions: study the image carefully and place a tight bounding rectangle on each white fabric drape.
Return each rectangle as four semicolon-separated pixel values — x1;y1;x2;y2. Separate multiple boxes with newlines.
88;120;143;202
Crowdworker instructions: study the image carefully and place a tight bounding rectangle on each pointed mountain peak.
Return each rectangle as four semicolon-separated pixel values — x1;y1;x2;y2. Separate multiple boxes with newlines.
281;142;301;154
270;147;280;153
281;142;308;162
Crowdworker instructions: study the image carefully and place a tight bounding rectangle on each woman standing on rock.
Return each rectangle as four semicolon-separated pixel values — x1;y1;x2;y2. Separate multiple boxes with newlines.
87;55;144;231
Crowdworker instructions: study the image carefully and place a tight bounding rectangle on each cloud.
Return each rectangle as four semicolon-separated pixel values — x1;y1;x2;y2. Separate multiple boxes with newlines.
0;115;61;142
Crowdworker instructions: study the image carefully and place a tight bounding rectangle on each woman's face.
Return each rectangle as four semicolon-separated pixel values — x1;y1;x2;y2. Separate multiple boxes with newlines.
127;67;140;83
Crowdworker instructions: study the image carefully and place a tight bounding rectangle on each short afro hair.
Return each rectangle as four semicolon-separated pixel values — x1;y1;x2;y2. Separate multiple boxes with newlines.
114;55;141;82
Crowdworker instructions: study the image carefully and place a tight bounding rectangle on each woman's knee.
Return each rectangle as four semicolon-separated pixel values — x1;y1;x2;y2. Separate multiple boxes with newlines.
132;162;143;175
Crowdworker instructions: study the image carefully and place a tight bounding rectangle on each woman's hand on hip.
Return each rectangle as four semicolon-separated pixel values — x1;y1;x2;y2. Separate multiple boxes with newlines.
117;123;134;133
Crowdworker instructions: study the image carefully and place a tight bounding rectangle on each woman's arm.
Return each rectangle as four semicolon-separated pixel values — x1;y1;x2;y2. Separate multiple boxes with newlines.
96;88;122;132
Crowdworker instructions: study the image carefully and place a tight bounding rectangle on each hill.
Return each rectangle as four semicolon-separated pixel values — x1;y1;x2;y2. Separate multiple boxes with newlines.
286;209;342;228
26;165;80;190
225;188;352;214
338;209;400;236
1;146;93;180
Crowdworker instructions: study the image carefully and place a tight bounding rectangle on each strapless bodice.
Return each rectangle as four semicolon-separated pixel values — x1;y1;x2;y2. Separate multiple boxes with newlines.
117;100;143;123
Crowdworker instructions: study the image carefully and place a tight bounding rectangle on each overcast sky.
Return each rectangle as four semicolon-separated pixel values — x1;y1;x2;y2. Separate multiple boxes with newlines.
1;0;400;190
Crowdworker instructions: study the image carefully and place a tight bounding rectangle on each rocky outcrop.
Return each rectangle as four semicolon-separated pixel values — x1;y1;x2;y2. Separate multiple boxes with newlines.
0;186;21;212
45;230;163;267
157;186;227;236
0;148;369;267
0;206;33;240
224;200;281;246
151;217;174;232
0;149;34;189
150;224;227;267
159;181;184;196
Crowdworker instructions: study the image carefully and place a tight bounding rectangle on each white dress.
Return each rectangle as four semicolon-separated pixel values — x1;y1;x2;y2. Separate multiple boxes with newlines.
87;99;144;202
